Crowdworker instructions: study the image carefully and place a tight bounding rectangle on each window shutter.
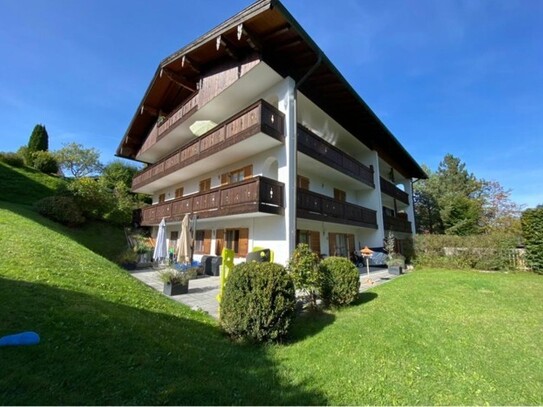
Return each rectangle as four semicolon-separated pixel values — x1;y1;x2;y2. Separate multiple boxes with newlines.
220;173;229;185
243;165;253;179
238;228;249;256
328;233;337;256
310;231;321;254
215;229;224;255
203;230;211;254
175;187;184;198
347;234;355;254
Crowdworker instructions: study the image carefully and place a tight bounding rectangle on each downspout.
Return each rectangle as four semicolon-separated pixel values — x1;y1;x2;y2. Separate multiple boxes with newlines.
291;52;322;249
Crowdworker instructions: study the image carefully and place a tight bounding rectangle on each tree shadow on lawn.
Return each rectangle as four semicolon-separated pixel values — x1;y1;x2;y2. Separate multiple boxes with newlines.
0;278;327;406
287;309;336;343
352;291;378;306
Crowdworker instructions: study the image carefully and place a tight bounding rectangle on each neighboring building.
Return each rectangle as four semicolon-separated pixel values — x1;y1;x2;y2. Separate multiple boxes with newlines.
116;0;427;265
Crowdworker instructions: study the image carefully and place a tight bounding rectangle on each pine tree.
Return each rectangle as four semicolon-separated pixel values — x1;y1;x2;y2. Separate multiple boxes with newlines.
28;124;49;152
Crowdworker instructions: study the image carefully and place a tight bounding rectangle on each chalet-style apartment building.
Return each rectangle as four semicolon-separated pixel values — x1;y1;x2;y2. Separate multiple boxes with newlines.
116;0;427;265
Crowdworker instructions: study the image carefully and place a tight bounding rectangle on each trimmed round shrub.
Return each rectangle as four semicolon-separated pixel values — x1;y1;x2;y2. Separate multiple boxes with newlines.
320;256;360;307
0;152;25;167
220;262;296;343
31;151;59;174
34;196;85;226
287;243;322;307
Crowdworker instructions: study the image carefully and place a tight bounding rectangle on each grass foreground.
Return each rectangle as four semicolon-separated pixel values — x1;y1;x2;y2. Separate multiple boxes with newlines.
1;202;542;405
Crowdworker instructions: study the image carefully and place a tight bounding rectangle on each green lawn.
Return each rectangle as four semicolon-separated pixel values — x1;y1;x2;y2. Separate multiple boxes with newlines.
1;202;542;405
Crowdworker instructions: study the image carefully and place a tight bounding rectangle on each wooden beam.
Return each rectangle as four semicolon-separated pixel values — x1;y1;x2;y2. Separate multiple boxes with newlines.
215;35;242;60
160;68;197;92
140;105;159;116
236;23;262;51
181;55;200;73
263;24;291;41
274;39;302;52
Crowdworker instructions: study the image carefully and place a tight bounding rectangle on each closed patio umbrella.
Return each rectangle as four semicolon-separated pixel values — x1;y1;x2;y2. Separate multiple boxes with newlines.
153;218;167;262
177;214;192;264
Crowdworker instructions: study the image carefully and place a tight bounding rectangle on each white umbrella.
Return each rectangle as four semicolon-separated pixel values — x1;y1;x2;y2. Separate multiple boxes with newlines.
153;218;168;262
177;214;192;264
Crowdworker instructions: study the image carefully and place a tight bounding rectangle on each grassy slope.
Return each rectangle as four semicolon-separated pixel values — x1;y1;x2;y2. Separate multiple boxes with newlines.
0;204;322;405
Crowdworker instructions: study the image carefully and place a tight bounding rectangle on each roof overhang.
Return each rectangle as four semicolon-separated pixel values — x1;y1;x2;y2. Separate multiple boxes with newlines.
116;0;427;179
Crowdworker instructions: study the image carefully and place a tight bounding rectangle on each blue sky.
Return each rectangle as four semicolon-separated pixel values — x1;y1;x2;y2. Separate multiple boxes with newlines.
1;0;541;207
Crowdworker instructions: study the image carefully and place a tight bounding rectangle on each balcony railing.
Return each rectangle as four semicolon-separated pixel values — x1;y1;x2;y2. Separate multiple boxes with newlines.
380;177;409;205
383;215;412;233
139;176;284;225
297;125;374;188
297;189;377;229
132;100;285;191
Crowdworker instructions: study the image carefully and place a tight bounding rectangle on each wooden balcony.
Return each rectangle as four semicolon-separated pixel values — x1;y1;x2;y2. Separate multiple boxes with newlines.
297;124;374;188
380;177;409;205
140;176;284;226
383;215;412;233
132;100;285;191
297;189;377;229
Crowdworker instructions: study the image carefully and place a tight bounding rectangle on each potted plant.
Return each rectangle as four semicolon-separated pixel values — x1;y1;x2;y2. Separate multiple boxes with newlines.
117;248;138;270
159;268;197;296
386;255;405;275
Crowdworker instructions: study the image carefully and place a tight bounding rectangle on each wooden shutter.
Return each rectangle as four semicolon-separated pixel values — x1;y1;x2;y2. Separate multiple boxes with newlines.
203;230;211;254
328;233;337;257
334;188;346;202
243;165;253;179
238;228;249;256
175;187;184;198
158;193;165;203
220;173;229;185
347;234;355;255
297;175;309;190
199;178;211;192
310;230;321;254
215;229;224;255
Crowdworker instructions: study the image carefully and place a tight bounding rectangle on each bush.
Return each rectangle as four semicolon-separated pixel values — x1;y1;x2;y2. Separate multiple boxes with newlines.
521;208;543;274
320;257;360;307
31;151;59;174
34;196;85;226
66;177;114;220
220;262;296;343
287;243;322;307
414;234;521;271
0;152;25;167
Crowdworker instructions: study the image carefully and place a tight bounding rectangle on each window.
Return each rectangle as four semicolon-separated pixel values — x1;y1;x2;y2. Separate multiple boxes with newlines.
158;193;165;203
216;228;248;256
194;230;211;254
297;175;310;190
199;178;211;192
296;229;321;254
328;233;355;257
175;187;184;198
334;188;346;202
169;231;179;249
221;165;253;185
383;206;395;217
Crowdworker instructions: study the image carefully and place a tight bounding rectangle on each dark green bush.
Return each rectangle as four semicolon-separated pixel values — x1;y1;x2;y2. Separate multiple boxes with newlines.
34;196;85;226
0;152;25;167
521;208;543;274
31;151;59;174
320;257;360;307
220;262;296;343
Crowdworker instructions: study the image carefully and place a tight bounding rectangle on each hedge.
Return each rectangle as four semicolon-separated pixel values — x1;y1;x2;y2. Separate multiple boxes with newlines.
521;208;543;273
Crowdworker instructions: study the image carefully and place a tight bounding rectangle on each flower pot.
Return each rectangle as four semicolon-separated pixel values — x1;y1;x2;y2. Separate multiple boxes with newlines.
163;281;189;296
121;262;137;271
388;265;403;275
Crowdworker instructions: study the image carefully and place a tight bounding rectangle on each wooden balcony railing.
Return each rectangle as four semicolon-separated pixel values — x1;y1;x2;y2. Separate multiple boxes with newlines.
297;125;374;188
297;189;377;229
139;176;284;225
380;177;409;205
383;215;412;233
132;100;285;190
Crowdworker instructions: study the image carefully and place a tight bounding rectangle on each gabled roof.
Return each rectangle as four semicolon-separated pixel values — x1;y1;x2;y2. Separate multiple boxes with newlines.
117;0;427;179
